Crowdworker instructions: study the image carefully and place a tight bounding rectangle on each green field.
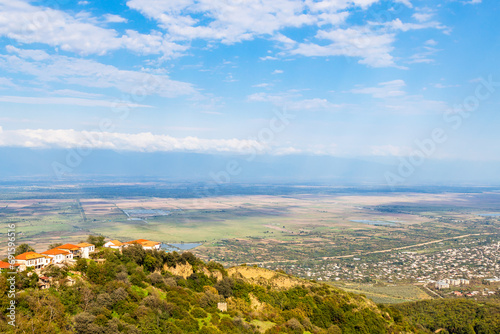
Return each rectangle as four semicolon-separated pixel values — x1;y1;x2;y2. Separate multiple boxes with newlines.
328;282;433;304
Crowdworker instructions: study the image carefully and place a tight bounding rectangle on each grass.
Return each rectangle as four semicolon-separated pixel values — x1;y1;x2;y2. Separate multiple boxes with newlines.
250;320;276;333
329;282;432;304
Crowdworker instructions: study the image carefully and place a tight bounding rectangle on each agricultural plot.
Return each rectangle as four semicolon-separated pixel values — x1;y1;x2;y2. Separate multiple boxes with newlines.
328;282;433;304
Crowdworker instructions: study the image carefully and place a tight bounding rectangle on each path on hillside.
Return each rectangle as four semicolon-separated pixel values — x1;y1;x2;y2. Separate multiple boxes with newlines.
422;282;443;299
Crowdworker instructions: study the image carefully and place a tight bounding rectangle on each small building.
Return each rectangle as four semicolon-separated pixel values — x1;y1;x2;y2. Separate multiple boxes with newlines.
104;240;123;249
15;252;51;271
76;243;95;259
123;239;161;250
217;302;228;312
435;280;450;289
41;249;73;264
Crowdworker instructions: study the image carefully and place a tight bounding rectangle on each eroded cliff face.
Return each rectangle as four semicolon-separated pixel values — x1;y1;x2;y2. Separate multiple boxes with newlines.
163;262;224;281
227;265;311;289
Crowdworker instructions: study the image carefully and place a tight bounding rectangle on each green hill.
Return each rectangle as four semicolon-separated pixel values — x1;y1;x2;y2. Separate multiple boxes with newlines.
1;246;499;333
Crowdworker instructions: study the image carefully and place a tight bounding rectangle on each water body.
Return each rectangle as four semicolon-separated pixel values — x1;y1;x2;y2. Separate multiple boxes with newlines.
477;213;500;217
350;220;397;226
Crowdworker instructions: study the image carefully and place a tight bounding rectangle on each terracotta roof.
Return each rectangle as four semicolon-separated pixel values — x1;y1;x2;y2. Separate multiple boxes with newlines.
76;242;94;248
141;241;160;247
15;252;45;261
107;240;123;246
41;249;70;256
0;261;12;269
55;244;81;251
125;239;159;246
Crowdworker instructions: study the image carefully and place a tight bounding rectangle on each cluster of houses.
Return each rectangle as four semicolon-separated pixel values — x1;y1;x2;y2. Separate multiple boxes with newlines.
0;243;96;272
0;238;161;272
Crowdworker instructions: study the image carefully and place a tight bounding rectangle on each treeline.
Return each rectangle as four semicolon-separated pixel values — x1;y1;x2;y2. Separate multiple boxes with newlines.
388;299;500;334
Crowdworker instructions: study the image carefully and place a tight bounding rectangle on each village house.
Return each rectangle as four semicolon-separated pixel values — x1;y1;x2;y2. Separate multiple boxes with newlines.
55;243;95;259
122;239;161;250
14;252;51;271
103;240;123;249
55;244;82;257
41;249;73;264
76;242;95;258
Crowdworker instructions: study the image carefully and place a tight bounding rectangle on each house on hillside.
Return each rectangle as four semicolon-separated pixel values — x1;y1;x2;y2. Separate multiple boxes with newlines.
104;240;123;249
55;243;95;259
123;239;161;250
15;252;51;271
55;244;81;256
76;243;95;258
41;249;73;264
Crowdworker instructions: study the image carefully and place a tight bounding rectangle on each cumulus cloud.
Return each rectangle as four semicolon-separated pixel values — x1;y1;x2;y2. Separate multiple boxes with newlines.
0;0;185;57
0;128;270;154
291;27;398;68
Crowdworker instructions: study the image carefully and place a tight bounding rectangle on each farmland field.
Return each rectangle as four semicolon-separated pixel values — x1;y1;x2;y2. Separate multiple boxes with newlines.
1;182;500;271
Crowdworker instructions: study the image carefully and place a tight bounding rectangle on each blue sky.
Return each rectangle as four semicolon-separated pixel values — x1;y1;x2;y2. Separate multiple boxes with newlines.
0;0;499;162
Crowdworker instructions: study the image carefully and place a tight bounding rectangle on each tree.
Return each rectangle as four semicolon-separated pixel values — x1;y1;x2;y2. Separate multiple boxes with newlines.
75;258;88;273
48;243;63;250
86;235;105;247
15;243;35;255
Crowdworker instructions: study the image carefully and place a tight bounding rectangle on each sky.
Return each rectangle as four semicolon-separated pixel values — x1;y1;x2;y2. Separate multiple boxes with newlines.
0;0;499;165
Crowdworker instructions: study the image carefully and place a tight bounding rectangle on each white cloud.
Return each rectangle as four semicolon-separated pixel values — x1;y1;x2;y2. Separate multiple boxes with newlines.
127;0;317;44
350;80;406;98
424;39;438;46
0;0;185;57
291;27;398;68
103;14;128;23
247;92;340;111
0;77;16;88
272;69;284;74
0;128;270;154
252;83;272;88
52;89;105;99
0;96;152;108
0;47;197;98
380;18;446;32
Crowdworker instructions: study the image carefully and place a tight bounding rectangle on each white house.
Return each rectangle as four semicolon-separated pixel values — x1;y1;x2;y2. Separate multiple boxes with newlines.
104;240;123;249
76;243;96;259
15;252;51;271
41;249;73;264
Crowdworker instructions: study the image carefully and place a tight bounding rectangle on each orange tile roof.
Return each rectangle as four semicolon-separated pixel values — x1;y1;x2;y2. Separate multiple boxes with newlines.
15;252;45;261
76;242;94;248
0;261;12;269
125;239;159;246
41;249;70;256
141;241;160;247
55;244;81;251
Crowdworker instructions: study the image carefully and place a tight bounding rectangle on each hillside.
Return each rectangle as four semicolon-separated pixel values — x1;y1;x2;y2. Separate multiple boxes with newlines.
1;246;499;333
